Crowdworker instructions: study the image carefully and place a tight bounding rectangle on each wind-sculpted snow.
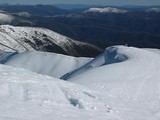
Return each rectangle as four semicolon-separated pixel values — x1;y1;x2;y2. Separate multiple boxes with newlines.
2;51;92;78
104;47;128;64
62;46;128;79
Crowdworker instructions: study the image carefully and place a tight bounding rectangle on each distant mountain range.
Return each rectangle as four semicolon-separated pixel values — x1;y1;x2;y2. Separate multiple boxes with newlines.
53;4;107;10
0;4;160;56
0;4;70;16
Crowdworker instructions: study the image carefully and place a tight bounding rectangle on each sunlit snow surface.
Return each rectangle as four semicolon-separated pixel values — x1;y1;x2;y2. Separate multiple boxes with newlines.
3;51;92;78
0;46;160;120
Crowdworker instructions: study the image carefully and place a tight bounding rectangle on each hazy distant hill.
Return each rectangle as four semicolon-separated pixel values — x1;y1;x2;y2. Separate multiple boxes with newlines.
0;4;69;16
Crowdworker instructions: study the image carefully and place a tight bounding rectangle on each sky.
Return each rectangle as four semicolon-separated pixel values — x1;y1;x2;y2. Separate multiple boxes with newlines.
0;0;160;6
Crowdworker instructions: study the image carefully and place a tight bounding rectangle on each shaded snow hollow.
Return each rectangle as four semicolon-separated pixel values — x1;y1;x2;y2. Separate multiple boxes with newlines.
0;46;160;120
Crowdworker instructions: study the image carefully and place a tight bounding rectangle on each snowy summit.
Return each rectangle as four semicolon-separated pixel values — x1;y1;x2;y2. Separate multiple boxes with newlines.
85;7;128;13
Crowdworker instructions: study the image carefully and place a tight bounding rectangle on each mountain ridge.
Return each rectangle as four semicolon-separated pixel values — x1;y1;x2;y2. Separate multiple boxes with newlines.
0;25;102;57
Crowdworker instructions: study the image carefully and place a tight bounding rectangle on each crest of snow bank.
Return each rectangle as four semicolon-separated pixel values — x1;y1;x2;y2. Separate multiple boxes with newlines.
62;46;128;80
0;13;14;24
85;7;128;13
3;51;92;78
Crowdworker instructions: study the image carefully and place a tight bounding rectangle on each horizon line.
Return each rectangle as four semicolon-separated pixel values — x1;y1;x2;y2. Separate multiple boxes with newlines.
0;3;160;7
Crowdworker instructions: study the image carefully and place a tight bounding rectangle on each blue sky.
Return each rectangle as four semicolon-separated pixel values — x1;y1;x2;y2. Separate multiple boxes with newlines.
0;0;160;5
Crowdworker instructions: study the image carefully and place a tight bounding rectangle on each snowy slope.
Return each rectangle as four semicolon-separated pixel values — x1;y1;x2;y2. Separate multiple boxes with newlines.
144;48;160;54
0;64;110;120
62;46;160;120
3;51;92;78
0;25;101;56
85;7;128;13
1;46;160;120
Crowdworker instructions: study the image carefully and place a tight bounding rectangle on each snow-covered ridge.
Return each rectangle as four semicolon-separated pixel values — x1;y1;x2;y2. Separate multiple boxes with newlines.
0;25;101;56
2;51;92;78
0;25;74;51
85;7;128;13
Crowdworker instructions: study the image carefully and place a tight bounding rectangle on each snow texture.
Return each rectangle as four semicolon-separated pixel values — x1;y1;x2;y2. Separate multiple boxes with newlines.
0;46;160;120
